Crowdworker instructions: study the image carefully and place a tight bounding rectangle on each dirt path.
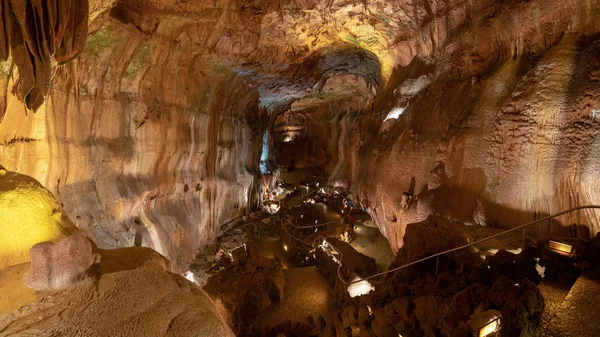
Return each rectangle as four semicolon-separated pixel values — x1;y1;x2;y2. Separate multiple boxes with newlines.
251;266;332;331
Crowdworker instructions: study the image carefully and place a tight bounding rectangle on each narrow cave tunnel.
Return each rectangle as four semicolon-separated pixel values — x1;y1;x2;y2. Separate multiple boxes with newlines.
1;1;600;337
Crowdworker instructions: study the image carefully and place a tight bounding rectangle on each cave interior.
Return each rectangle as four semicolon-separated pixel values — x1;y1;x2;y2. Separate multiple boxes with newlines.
1;1;600;337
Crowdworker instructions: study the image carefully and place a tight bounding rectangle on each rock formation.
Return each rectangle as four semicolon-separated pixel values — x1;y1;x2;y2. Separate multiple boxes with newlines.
1;1;600;336
0;0;89;112
0;236;236;337
0;165;72;269
24;234;99;291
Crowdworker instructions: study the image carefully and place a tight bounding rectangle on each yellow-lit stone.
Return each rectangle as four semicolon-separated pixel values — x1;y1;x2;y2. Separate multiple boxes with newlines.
0;263;37;314
0;166;68;269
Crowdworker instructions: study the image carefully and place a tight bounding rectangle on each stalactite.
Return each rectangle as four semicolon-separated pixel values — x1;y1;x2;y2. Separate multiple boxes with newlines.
0;0;88;114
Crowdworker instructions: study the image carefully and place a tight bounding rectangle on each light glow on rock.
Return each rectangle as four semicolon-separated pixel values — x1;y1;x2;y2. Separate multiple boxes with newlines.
548;240;573;255
263;201;280;214
259;129;270;174
384;107;405;121
183;271;196;283
479;317;500;337
0;168;67;268
534;258;546;278
347;276;375;297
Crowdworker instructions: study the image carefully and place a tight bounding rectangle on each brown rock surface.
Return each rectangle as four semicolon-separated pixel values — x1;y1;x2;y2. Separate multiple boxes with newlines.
0;245;235;337
1;1;597;336
203;242;287;334
0;0;90;111
24;234;99;291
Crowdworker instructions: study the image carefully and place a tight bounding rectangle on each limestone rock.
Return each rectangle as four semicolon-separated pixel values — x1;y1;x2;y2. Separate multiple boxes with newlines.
24;234;99;291
0;166;70;269
413;294;448;337
2;244;236;337
487;277;544;337
341;305;357;328
0;0;89;111
98;246;169;274
445;284;488;330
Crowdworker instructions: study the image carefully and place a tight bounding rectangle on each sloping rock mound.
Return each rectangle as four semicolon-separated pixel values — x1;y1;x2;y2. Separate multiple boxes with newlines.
327;237;378;278
0;165;71;269
0;242;235;337
24;234;99;291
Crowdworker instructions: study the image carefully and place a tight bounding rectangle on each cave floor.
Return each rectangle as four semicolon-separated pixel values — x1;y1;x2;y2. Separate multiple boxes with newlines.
278;168;321;186
250;266;332;331
350;224;395;270
0;263;37;314
540;271;600;337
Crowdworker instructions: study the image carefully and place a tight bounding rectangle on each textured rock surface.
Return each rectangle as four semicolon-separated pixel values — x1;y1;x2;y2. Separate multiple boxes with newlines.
0;245;236;337
203;242;286;335
356;30;600;250
24;234;99;291
0;0;90;111
317;221;546;337
0;18;267;270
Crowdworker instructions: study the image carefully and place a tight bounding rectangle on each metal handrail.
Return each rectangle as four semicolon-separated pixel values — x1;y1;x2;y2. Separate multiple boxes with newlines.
326;205;600;285
300;188;319;201
286;213;349;229
281;217;315;247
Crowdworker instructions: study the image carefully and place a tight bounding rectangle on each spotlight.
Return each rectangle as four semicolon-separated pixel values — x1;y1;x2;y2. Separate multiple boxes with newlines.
479;317;500;337
468;311;501;337
548;240;573;256
283;245;288;252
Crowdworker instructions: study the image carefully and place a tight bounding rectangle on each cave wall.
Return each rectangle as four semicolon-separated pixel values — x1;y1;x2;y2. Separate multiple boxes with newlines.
356;35;600;250
0;18;266;270
351;2;600;250
2;0;600;260
264;0;600;250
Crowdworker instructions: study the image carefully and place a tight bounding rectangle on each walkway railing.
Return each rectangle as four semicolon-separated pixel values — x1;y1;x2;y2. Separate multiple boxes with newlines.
281;216;316;247
284;205;600;286
300;188;320;202
286;213;349;229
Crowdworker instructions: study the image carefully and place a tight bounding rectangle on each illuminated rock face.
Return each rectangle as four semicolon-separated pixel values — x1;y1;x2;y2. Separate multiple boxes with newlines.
1;0;600;263
0;166;68;269
266;0;600;251
354;33;600;251
0;19;266;271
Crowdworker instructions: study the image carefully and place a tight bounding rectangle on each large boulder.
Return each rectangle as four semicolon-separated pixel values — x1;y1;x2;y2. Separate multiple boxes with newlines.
24;234;99;291
487;277;544;337
0;166;70;269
